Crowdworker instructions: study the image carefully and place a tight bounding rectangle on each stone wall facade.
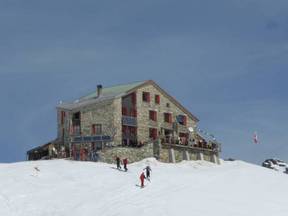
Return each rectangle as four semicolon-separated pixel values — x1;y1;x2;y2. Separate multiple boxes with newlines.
57;98;122;147
135;84;197;143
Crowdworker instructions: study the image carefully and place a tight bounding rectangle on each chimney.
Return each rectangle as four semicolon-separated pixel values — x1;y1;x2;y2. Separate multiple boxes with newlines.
97;84;103;97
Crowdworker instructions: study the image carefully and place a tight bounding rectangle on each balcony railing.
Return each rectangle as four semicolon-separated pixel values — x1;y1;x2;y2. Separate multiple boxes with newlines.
161;136;221;153
122;116;137;127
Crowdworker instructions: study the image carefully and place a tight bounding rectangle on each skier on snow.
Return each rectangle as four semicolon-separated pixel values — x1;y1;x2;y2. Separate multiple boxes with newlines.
123;158;128;171
140;172;146;188
143;165;152;181
116;156;121;169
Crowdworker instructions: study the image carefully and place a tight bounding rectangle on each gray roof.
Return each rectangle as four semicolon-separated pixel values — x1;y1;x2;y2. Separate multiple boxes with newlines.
57;81;146;110
56;80;199;122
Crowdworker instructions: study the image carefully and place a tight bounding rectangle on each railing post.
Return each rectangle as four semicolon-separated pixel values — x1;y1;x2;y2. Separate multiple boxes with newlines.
183;150;190;160
168;148;176;163
197;152;204;161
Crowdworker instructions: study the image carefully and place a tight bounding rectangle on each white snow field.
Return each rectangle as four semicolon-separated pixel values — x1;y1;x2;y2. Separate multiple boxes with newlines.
0;158;287;216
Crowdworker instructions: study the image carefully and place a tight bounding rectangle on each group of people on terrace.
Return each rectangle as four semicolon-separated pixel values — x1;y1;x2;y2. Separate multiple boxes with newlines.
161;135;218;151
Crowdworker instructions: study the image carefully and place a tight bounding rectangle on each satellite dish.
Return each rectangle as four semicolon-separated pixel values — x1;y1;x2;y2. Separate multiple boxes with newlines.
188;127;194;132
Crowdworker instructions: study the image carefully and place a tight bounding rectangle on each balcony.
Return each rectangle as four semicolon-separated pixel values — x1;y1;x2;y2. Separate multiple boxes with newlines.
176;123;189;133
161;137;221;153
122;116;137;127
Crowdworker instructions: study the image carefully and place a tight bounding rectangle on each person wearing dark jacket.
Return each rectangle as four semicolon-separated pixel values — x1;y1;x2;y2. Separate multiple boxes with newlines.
143;166;152;180
123;158;128;171
116;156;121;169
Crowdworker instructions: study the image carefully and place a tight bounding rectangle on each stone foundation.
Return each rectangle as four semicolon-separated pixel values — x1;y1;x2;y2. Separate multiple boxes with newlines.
98;141;220;165
98;143;154;164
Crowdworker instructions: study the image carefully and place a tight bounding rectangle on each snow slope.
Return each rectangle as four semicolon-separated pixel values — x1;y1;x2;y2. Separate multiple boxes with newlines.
0;159;287;216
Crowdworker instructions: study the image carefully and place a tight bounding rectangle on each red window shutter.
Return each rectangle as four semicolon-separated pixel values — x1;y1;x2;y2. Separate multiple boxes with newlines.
92;125;96;135
155;95;160;104
134;109;137;117
169;113;172;123
150;111;157;121
147;93;150;102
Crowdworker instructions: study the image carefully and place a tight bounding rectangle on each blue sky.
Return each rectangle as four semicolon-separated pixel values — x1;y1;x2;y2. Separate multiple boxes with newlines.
0;0;287;164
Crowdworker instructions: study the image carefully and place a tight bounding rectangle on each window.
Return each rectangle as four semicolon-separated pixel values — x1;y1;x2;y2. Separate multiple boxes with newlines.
142;92;150;102
166;103;170;108
72;112;81;135
177;115;187;126
149;128;158;140
149;110;157;121
73;112;80;120
155;95;160;104
164;113;172;123
92;124;102;135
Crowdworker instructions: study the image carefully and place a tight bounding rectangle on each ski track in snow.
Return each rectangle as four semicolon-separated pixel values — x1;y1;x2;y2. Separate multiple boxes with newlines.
0;158;287;216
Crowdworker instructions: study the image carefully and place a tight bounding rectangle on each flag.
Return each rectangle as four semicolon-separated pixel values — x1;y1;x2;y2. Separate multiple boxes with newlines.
253;132;259;144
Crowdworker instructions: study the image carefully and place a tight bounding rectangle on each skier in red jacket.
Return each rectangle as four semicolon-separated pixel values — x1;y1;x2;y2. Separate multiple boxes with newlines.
123;158;128;172
140;172;146;188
